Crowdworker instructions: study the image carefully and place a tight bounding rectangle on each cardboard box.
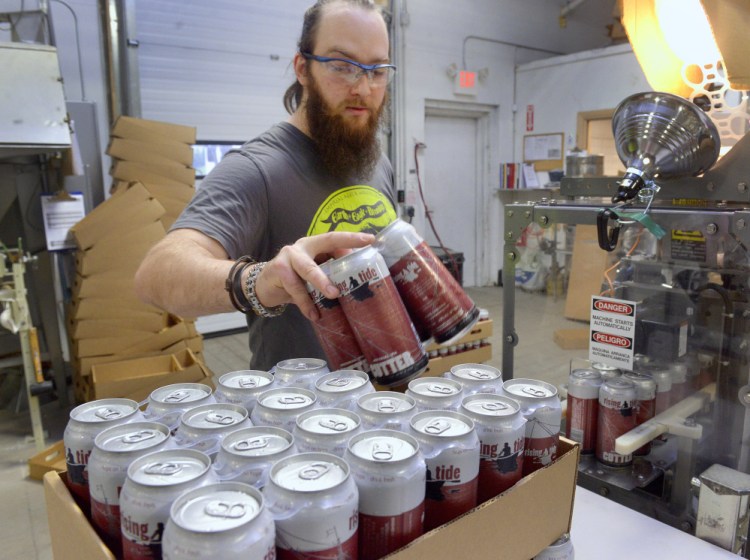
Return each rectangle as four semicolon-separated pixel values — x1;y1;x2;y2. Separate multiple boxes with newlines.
564;225;610;321
107;136;195;166
43;439;578;560
424;319;493;354
111;159;195;187
422;344;493;377
28;440;66;481
70;298;165;321
79;220;165;263
72;197;166;251
137;180;195;205
553;328;590;350
112;115;197;145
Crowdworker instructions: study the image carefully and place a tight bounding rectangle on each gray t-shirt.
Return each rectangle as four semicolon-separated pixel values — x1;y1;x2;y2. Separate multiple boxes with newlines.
173;122;397;370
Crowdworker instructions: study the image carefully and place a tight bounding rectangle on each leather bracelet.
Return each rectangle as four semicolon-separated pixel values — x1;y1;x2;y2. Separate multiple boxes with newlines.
225;256;254;314
244;261;287;318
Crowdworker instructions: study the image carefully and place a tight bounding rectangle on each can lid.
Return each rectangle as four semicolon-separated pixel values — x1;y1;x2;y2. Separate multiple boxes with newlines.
604;377;636;390
257;388;315;410
502;378;558;400
271;453;348;492
70;398;139;423
348;430;418;462
357;391;415;414
297;408;360;435
129;449;210;486
95;421;170;453
275;358;328;374
411;411;473;437
570;368;602;381
182;403;248;430
407;378;462;398
150;383;212;405
171;483;263;533
219;370;273;390
316;370;369;394
450;364;501;382
592;362;621;373
461;394;519;418
222;427;294;457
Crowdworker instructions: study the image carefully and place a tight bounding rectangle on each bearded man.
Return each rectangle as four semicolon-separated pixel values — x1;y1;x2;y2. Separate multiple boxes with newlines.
135;0;398;370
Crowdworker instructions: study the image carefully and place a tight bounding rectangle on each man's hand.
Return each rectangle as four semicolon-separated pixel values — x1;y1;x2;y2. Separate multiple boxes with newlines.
254;232;375;321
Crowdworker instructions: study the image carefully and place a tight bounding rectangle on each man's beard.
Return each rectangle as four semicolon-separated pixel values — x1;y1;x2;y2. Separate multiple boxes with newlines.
305;76;386;182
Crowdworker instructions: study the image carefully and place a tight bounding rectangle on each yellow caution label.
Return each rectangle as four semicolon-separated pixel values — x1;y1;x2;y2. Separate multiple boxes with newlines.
671;230;705;242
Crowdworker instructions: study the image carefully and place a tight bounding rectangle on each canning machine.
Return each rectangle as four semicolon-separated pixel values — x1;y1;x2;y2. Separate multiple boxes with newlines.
503;92;750;557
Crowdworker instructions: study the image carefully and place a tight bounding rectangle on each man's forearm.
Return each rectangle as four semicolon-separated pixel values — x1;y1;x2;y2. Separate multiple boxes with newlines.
134;233;235;318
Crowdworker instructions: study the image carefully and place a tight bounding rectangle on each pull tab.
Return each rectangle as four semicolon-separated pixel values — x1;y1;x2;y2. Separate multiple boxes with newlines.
165;390;191;403
205;412;236;426
482;402;509;412
376;399;396;412
238;377;259;388
145;462;183;476
299;462;331;480
427;384;454;395
204;501;247;519
234;437;269;451
278;396;307;405
94;407;123;420
424;419;451;435
325;378;352;388
597;208;620;252
319;419;348;432
521;386;547;398
122;430;157;444
467;370;492;380
371;441;394;461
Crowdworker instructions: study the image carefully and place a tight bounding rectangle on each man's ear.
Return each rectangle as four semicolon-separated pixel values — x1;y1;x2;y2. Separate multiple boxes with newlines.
293;52;309;86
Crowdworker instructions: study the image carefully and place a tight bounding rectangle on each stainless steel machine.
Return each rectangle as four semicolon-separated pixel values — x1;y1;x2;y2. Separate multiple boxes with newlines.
503;92;750;556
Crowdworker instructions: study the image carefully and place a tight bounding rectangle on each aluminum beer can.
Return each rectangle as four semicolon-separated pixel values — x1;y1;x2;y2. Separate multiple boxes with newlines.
445;363;503;395
293;407;362;457
375;219;480;345
64;398;143;504
273;357;330;390
356;390;417;431
263;452;359;559
213;426;297;488
214;370;275;412
89;422;172;552
314;369;376;410
409;410;480;531
565;369;602;454
161;482;276;560
405;377;464;412
120;448;215;560
174;403;251;457
651;366;672;415
622;371;656;456
345;430;426;560
591;362;621;382
669;362;689;405
145;383;216;431
501;378;562;475
250;387;317;432
534;533;575;560
460;394;526;503
306;260;369;372
596;377;637;467
328;245;428;387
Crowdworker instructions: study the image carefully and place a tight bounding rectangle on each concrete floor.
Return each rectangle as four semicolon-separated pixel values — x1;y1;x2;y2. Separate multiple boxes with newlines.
0;285;588;560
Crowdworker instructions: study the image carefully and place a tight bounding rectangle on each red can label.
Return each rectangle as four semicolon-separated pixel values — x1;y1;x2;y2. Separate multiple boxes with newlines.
634;397;655;456
338;270;427;386
122;513;164;560
566;395;598;454
309;288;368;371
389;242;477;343
596;398;636;466
523;435;558;475
424;450;479;532
477;436;524;503
91;500;121;545
359;502;425;560
65;447;91;501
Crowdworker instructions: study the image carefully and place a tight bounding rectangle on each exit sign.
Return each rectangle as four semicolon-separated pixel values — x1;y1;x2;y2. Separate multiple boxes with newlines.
454;70;477;96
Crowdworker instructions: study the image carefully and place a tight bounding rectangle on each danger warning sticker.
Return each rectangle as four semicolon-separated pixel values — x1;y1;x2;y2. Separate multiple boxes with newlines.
589;296;637;370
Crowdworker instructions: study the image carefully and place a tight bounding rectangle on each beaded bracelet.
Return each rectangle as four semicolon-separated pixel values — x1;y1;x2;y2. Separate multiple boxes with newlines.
225;256;254;314
244;261;287;318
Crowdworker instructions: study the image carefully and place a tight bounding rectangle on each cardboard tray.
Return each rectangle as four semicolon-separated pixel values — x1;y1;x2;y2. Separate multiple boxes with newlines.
43;439;578;560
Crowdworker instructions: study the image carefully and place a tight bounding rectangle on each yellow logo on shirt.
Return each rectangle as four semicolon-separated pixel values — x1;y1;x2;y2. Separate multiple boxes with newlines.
307;185;397;236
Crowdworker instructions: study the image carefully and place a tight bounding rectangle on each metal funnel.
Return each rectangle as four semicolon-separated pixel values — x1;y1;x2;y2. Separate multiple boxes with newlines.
611;91;721;203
